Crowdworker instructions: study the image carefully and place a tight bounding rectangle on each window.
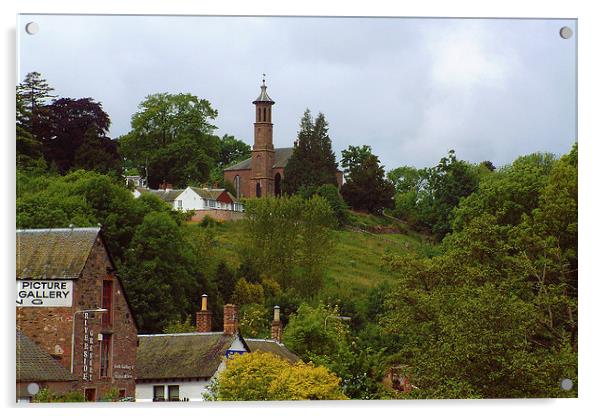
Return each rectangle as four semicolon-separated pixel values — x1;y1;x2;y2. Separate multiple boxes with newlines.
119;389;126;399
268;107;271;122
256;183;261;197
153;385;165;402
101;280;113;327
234;175;240;199
263;107;266;121
100;334;112;377
208;199;216;208
177;200;182;209
168;385;180;402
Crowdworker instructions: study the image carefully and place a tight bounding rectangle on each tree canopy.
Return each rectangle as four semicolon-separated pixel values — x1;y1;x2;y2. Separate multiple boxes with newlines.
340;145;395;214
119;93;220;188
283;110;339;194
210;352;347;401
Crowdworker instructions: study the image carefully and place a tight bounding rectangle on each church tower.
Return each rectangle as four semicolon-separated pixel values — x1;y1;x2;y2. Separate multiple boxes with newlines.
251;75;276;197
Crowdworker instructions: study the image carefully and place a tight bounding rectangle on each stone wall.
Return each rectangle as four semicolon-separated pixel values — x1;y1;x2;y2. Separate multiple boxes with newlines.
189;209;245;222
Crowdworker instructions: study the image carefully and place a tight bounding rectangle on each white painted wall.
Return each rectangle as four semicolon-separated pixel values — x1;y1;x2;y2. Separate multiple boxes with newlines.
174;187;206;211
135;379;211;402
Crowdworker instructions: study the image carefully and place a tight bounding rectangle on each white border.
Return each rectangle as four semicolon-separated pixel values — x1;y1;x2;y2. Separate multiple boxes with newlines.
3;1;600;415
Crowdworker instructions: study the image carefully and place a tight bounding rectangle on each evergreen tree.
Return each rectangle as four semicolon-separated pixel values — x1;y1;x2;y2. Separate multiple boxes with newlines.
340;146;395;214
17;71;56;134
282;110;339;194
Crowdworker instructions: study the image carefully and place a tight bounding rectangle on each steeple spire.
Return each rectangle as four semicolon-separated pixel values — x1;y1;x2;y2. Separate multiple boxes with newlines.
253;74;275;104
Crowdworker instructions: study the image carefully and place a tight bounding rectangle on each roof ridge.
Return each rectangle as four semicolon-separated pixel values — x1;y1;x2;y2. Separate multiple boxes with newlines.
17;227;100;233
138;332;226;338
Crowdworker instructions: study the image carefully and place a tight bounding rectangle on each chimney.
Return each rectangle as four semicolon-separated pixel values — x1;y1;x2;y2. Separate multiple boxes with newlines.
196;294;212;332
270;305;283;343
223;304;239;335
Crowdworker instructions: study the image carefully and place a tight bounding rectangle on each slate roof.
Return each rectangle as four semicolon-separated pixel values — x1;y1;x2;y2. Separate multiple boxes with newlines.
245;339;300;363
223;147;295;172
145;189;184;203
16;228;100;280
16;331;75;382
188;187;236;202
136;333;240;380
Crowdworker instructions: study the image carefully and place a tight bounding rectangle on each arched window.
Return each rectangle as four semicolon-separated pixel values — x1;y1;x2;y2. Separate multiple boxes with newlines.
257;108;260;122
256;182;262;198
263;107;267;122
234;175;240;199
274;173;282;197
268;107;271;122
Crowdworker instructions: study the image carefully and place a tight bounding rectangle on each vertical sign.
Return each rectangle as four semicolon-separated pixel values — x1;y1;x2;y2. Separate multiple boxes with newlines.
82;312;95;381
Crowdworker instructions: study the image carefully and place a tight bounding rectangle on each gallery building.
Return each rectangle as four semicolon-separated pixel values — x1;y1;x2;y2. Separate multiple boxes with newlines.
16;227;138;401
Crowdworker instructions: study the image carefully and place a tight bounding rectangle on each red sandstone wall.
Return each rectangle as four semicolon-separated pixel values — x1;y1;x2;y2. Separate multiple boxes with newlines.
16;237;138;400
189;209;245;222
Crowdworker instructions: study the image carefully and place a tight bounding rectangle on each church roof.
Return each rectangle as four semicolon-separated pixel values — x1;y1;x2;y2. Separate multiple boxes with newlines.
223;147;294;172
253;82;275;104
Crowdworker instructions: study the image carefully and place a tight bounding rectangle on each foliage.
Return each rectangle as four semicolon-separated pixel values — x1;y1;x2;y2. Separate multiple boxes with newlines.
16;169;183;262
121;212;200;333
238;304;270;338
119;92;219;188
340;146;395;214
99;387;121;402
211;352;346;400
380;146;578;398
243;195;336;296
232;278;265;306
299;184;350;227
16;89;46;170
163;316;196;333
283;110;339;194
32;387;85;402
283;303;388;399
215;261;237;303
36;97;120;175
389;150;481;240
218;134;251;167
16;71;56;134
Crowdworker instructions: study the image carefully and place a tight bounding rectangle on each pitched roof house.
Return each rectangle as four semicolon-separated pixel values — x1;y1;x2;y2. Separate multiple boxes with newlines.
16;330;77;402
135;300;299;402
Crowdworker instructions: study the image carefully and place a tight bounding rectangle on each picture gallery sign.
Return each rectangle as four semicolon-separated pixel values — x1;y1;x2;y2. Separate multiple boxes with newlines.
16;280;73;307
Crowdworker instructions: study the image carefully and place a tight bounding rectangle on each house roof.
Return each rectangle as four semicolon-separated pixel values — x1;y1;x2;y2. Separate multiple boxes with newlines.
16;331;76;382
223;147;294;172
188;187;236;202
146;189;184;202
244;339;300;363
16;227;100;280
136;333;242;380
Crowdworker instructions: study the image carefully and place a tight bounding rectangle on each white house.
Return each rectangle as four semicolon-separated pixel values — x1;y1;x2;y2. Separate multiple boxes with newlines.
173;187;243;212
135;301;298;402
132;186;243;213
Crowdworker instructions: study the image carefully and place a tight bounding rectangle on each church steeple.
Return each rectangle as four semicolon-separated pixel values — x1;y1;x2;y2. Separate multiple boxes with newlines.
251;75;276;197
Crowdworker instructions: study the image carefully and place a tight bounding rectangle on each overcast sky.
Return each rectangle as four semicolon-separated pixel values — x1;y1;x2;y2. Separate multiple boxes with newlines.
18;15;576;170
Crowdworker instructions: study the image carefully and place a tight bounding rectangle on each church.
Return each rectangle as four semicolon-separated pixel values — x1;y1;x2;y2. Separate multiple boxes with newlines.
223;79;343;199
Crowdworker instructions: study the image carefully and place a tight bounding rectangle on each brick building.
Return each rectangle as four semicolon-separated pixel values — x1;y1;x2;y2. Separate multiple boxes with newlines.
16;227;138;401
223;79;343;199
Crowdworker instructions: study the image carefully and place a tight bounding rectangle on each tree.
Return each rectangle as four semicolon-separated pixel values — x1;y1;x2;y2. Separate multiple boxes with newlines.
380;147;578;398
16;90;45;170
119;93;220;188
282;110;339;194
282;303;387;399
121;212;199;333
17;71;56;134
340;146;395;214
218;134;251;167
35;98;120;175
163;316;196;333
243;195;335;296
340;145;372;175
210;352;346;400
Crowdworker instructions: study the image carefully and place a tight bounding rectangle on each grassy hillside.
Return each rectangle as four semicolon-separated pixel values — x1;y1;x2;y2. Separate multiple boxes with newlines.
193;212;431;295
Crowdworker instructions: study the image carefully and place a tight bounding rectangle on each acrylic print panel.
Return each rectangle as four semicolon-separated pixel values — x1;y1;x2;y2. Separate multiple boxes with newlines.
16;14;577;402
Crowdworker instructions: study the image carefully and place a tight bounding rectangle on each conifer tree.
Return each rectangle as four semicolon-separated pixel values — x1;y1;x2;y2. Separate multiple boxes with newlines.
283;109;339;194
